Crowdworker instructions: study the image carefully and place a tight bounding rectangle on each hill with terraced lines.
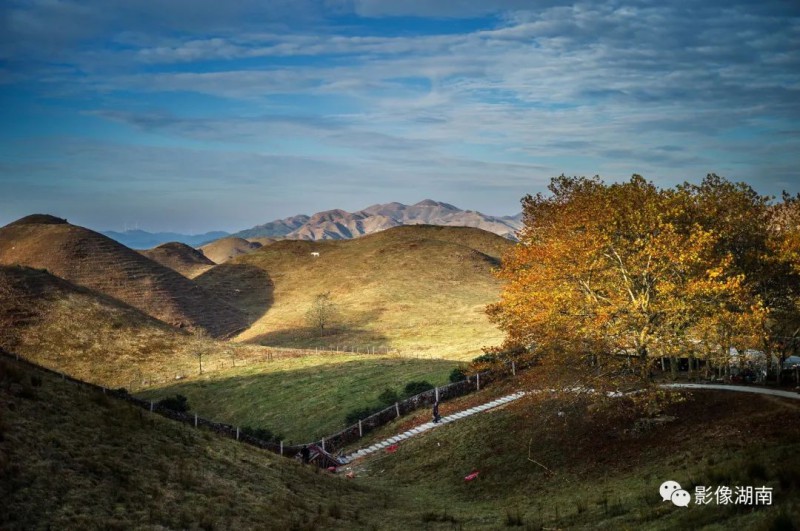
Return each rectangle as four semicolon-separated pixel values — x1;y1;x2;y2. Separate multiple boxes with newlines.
0;215;247;338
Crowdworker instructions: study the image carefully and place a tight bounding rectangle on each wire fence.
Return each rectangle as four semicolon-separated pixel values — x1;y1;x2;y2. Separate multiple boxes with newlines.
0;348;527;464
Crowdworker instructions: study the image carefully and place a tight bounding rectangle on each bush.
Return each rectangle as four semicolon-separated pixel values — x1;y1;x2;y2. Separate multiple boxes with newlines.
449;367;467;383
344;406;383;425
157;394;190;412
241;426;280;442
377;388;399;406
472;353;497;364
403;380;434;396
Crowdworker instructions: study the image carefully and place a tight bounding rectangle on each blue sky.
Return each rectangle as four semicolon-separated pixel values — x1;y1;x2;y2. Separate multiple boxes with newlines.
1;0;798;233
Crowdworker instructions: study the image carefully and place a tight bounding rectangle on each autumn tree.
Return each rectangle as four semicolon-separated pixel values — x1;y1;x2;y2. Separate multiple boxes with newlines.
488;175;764;392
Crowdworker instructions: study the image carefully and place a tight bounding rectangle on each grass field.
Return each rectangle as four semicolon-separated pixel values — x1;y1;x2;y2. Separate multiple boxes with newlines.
139;354;458;443
5;354;799;530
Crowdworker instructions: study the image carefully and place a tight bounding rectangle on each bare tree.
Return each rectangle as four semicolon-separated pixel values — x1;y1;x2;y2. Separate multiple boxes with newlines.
305;292;339;331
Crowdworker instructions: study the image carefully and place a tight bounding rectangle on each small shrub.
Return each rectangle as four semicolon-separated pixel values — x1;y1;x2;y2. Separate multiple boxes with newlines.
377;388;399;406
403;380;434;396
157;394;190;413
472;353;497;364
345;406;382;425
241;426;281;442
449;367;467;383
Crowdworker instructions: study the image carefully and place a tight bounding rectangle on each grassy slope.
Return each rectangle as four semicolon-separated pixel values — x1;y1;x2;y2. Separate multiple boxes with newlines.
0;357;422;530
2;266;461;441
4;353;799;530
139;354;457;443
0;217;246;337
139;242;215;279
0;265;271;389
208;225;514;360
356;390;800;530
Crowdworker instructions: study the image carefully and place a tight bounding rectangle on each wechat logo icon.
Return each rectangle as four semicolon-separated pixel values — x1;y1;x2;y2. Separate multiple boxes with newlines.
660;480;691;507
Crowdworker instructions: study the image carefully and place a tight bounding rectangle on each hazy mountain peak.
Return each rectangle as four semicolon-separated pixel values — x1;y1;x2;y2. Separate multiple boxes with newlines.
230;200;522;242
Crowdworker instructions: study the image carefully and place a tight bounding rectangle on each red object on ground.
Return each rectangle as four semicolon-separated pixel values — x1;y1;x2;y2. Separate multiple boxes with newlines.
386;444;399;453
327;466;336;472
464;471;479;482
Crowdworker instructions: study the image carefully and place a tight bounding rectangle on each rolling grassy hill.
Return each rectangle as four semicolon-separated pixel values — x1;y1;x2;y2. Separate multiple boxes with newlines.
1;265;456;434
0;215;246;337
0;265;270;389
208;225;514;360
199;236;263;263
0;356;420;530
139;241;215;278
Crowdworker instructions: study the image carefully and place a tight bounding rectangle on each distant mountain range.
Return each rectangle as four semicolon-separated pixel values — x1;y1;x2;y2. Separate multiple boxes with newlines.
231;200;523;241
101;229;229;250
101;200;523;248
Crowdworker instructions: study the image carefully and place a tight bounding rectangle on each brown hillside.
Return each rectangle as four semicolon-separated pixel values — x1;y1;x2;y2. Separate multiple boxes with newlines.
0;265;274;388
199;237;262;263
140;241;215;278
225;224;515;358
0;217;247;338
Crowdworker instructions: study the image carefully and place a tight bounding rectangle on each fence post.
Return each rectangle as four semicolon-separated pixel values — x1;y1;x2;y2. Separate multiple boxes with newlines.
280;440;283;456
395;402;400;418
236;427;240;441
435;387;439;402
322;438;326;452
358;419;363;437
512;361;516;376
477;373;480;391
194;414;198;428
150;400;154;412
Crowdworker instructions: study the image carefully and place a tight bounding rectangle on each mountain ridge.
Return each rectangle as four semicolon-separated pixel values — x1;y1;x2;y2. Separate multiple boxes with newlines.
230;200;522;242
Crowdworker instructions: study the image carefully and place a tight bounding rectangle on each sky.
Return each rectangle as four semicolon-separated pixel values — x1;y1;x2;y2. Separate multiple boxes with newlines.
1;0;798;233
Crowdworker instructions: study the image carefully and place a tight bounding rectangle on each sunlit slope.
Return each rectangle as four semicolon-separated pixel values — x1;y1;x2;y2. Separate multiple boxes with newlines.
139;241;215;278
0;265;261;389
226;225;514;359
199;236;262;263
0;357;421;530
140;354;456;443
0;215;246;337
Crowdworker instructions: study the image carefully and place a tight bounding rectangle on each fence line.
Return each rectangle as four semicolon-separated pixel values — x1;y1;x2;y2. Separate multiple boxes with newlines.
0;348;526;464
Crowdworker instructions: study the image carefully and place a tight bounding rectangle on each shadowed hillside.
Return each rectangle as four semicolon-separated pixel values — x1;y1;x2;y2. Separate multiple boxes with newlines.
226;224;514;359
199;236;262;263
0;215;247;337
140;241;215;278
194;263;273;323
0;356;419;530
0;265;266;388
